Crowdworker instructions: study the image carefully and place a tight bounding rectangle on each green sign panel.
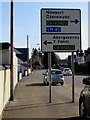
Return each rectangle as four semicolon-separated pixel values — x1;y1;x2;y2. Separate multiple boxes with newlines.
46;20;68;26
53;45;75;50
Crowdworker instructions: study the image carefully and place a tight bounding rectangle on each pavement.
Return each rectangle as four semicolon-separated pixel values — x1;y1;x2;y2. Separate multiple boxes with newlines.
1;70;88;120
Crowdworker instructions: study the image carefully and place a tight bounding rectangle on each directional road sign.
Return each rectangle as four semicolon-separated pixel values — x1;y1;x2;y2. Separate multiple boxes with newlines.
41;8;81;52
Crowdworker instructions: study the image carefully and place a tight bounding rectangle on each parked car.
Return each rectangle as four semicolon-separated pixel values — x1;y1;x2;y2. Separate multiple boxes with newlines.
43;69;64;86
63;68;72;76
60;67;64;72
79;77;90;119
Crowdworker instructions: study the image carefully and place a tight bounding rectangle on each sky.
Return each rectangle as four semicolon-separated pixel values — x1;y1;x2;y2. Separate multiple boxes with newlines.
1;0;89;59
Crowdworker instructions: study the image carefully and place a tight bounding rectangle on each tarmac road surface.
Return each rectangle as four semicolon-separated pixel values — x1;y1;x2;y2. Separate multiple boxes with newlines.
2;70;90;119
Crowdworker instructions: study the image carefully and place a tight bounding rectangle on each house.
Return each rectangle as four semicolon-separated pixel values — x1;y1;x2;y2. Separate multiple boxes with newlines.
84;47;90;62
68;55;76;69
75;50;85;65
15;48;28;63
0;42;18;117
0;42;11;65
67;48;90;73
0;42;18;88
0;42;32;117
15;48;31;76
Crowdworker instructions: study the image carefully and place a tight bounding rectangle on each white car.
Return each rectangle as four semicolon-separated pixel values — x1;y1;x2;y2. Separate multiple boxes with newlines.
63;68;72;76
43;69;64;86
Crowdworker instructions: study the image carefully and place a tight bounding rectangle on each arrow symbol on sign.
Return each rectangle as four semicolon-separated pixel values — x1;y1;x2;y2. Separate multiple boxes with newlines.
70;19;79;24
44;40;52;45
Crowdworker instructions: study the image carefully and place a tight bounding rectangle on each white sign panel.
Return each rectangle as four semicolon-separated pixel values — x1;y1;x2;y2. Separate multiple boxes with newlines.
41;8;81;52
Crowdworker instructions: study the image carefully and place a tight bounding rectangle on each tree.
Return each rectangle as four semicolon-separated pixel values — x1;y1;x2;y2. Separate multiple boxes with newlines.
31;48;43;69
42;52;60;69
31;48;61;69
32;48;38;57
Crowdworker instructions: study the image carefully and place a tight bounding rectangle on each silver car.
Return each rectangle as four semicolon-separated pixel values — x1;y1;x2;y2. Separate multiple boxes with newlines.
79;77;90;119
43;69;64;86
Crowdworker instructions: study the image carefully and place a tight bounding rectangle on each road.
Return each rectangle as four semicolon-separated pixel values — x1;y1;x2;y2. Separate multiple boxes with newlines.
2;69;89;119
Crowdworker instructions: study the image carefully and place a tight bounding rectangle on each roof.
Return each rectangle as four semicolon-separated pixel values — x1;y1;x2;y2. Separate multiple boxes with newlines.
0;64;10;70
0;42;29;62
0;42;10;50
15;48;28;62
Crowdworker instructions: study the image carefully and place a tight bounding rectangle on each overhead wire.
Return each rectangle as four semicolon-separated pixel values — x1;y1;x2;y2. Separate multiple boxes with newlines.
18;3;28;37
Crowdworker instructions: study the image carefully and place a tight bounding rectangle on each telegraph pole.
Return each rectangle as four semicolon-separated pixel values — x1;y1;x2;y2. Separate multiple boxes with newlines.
27;35;29;76
10;0;14;101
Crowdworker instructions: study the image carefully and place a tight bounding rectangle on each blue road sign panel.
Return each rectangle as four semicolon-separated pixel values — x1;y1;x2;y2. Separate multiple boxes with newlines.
46;27;61;32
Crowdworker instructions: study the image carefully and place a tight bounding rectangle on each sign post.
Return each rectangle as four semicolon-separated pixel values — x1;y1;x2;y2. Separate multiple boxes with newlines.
72;52;75;103
48;53;52;103
41;8;81;103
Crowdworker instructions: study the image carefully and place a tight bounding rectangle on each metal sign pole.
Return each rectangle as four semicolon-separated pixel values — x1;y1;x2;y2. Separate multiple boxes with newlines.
48;53;52;103
72;52;75;103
